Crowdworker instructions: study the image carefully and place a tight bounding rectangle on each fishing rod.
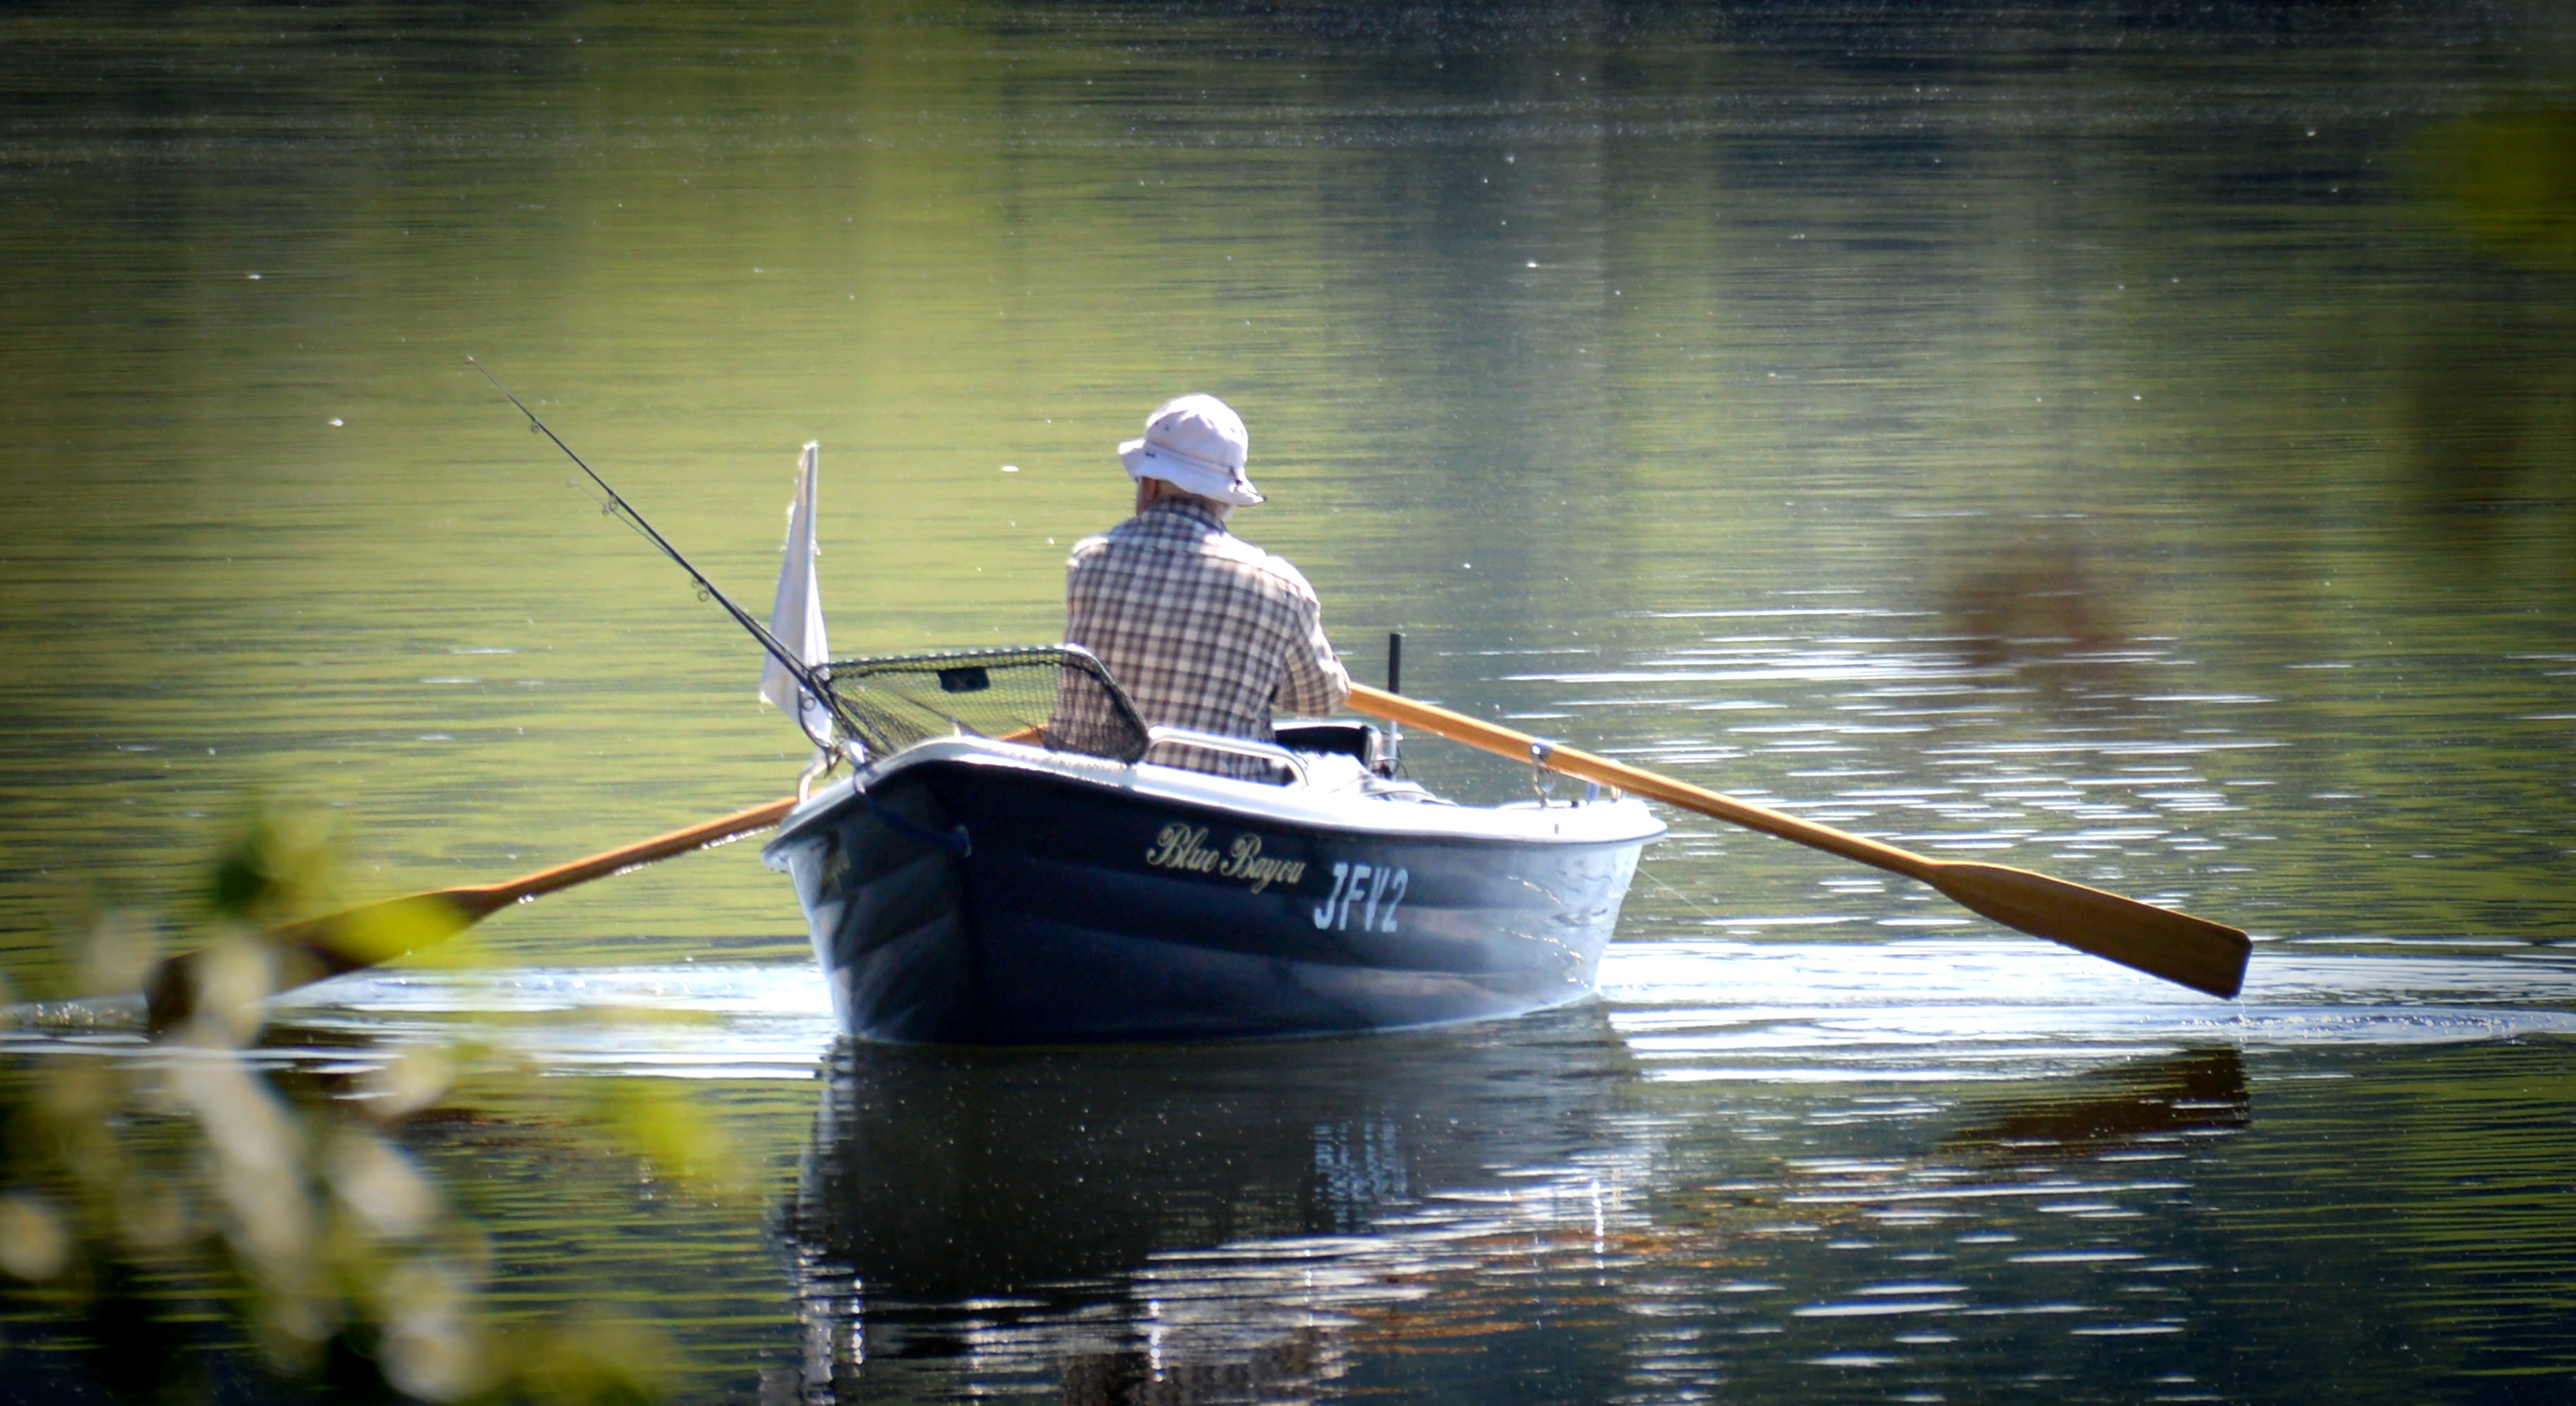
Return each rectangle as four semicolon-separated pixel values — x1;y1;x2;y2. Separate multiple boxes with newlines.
467;356;864;755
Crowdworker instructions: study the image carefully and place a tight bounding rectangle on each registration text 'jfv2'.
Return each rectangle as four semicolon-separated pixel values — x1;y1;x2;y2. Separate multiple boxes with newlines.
1313;861;1406;933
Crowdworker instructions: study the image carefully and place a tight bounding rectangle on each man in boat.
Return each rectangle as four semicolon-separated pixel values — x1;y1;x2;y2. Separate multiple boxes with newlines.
1051;393;1350;779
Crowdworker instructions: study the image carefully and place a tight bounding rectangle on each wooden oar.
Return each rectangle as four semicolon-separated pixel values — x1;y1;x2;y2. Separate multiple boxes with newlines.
1343;683;2250;998
144;796;799;1030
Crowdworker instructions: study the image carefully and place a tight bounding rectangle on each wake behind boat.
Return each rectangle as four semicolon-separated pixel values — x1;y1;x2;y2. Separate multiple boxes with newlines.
761;647;1663;1044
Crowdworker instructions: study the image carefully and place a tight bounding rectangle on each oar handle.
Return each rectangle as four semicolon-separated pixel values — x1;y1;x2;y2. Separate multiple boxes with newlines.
1345;684;1933;880
467;795;800;913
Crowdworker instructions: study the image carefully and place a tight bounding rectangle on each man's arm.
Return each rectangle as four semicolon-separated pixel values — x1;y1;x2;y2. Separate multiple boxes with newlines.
1274;591;1352;717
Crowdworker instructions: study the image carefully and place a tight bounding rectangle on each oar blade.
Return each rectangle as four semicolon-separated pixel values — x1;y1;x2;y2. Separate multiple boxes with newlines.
141;796;801;1033
1927;862;2250;999
144;890;485;1031
276;890;491;973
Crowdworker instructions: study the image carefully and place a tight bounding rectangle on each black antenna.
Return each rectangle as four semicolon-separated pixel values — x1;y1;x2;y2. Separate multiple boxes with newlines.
467;357;860;749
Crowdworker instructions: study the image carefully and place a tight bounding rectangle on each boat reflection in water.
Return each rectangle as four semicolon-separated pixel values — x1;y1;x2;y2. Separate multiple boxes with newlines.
781;1021;2263;1404
781;1006;1637;1404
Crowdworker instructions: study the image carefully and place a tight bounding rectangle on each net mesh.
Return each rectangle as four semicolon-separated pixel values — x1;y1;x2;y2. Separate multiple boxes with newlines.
816;645;1151;763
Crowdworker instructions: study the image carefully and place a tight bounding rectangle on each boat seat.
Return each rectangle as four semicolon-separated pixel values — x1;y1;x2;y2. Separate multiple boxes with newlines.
1274;719;1390;775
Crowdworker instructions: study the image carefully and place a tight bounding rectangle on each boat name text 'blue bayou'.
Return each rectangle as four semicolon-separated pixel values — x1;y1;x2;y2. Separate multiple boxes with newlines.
1145;824;1312;896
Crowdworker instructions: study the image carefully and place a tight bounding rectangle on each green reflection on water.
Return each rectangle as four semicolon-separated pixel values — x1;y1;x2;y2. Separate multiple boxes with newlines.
2;1;2572;975
1;3;2574;1395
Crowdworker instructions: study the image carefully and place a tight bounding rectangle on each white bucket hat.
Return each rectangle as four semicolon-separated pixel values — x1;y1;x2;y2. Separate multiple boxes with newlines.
1118;393;1263;507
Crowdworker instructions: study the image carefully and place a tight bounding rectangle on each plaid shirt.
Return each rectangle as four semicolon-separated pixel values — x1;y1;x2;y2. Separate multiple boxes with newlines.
1054;498;1350;779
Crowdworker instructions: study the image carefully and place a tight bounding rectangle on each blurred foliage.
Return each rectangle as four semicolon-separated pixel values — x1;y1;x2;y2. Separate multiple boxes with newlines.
577;1079;751;1206
0;802;727;1404
206;806;345;928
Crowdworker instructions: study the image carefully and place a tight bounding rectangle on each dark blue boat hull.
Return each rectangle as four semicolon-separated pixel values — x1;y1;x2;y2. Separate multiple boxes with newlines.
764;746;1658;1044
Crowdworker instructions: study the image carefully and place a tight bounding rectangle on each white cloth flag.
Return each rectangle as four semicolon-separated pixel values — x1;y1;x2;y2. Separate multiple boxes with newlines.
760;441;832;748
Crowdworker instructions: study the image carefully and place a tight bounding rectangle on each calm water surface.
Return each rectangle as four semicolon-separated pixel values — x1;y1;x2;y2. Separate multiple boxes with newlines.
3;1;2573;1401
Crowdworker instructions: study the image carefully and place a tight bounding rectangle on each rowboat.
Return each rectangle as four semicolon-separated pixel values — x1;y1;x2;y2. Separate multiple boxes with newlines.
131;405;2240;1037
760;645;1663;1044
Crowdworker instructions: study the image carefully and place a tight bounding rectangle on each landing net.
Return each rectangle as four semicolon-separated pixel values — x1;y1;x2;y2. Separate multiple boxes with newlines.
815;645;1151;764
